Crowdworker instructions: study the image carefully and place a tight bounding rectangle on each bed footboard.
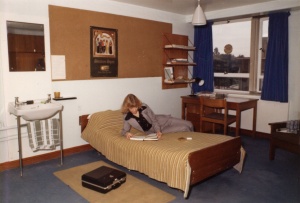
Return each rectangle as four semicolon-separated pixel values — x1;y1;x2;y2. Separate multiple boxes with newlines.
188;136;241;185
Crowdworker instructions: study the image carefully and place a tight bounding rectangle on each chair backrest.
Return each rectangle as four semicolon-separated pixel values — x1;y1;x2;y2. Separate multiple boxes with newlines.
200;97;227;115
201;97;226;108
199;96;235;135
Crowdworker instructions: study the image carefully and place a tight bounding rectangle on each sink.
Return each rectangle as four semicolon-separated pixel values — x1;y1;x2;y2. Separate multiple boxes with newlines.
8;100;63;121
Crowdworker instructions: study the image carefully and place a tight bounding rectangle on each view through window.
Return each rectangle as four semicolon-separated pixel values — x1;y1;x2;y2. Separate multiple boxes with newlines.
212;18;268;92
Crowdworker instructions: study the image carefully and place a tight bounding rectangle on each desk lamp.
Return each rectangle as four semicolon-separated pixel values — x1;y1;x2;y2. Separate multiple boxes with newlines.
189;77;204;96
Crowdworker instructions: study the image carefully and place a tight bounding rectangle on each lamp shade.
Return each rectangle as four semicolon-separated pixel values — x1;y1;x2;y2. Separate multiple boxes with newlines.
195;77;205;86
189;78;204;96
192;4;206;26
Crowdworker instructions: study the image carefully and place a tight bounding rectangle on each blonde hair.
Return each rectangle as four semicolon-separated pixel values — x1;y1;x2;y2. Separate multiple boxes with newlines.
121;94;142;114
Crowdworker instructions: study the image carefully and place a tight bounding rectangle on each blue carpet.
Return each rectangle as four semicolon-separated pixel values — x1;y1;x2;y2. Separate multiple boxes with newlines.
0;136;299;203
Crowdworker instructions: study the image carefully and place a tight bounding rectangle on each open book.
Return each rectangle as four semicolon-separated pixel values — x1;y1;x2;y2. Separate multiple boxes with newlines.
130;133;158;141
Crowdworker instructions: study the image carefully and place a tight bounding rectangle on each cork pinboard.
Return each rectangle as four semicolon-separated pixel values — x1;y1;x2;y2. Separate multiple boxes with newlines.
49;5;172;80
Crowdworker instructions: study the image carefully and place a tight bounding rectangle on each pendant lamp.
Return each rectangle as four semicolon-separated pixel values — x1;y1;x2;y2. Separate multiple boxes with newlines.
192;0;206;26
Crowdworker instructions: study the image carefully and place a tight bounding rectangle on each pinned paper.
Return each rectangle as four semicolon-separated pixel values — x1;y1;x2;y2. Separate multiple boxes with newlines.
51;55;66;80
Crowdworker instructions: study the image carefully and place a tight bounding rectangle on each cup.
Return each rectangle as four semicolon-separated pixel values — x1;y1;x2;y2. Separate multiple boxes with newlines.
54;92;60;98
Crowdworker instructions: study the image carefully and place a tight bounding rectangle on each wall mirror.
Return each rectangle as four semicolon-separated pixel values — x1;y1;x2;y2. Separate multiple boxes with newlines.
7;21;45;71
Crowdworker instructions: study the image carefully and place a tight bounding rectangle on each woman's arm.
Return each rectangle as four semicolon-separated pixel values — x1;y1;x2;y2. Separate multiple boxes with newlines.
121;116;132;136
143;104;161;133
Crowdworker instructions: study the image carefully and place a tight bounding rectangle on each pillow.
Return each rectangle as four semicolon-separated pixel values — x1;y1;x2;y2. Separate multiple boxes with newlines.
89;110;124;131
83;109;145;137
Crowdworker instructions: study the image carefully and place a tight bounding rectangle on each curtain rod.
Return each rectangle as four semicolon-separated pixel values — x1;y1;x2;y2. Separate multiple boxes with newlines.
210;9;290;24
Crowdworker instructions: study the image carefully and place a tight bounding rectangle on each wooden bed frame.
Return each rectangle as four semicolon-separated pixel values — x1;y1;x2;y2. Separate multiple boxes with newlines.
79;114;241;196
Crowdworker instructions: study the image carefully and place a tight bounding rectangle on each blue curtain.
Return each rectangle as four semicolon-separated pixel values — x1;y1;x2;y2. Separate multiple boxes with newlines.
192;22;214;93
261;12;290;102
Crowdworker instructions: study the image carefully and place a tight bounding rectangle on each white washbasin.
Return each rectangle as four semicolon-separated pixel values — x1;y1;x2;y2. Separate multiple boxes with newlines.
8;100;63;121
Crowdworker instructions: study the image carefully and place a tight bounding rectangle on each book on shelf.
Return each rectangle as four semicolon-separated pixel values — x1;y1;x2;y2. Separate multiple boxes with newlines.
164;44;196;50
130;133;158;141
166;58;196;65
166;62;196;65
171;58;188;62
164;67;173;81
164;78;195;84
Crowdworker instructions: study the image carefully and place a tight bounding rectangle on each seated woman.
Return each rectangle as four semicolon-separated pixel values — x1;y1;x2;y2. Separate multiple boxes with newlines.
121;94;193;139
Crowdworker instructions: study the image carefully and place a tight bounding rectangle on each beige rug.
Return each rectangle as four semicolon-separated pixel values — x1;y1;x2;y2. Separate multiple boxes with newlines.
54;161;175;203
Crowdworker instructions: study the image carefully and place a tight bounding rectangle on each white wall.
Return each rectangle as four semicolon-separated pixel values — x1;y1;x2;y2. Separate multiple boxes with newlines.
0;0;299;164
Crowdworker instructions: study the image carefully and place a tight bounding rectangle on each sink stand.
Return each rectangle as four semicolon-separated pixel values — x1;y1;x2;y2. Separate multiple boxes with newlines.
16;110;64;176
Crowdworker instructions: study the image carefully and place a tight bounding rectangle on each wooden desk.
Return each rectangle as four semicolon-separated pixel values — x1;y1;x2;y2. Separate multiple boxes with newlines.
181;96;258;137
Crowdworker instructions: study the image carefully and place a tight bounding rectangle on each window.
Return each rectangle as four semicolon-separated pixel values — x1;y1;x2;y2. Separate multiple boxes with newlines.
212;17;268;93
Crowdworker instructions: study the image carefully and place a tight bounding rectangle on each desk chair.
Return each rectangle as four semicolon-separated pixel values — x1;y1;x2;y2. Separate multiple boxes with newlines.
200;97;237;136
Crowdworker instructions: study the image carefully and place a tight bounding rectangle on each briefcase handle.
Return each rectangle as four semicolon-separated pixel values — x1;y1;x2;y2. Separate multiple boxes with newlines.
112;177;125;189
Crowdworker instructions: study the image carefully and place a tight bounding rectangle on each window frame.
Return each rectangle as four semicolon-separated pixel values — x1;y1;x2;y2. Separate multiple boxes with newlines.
256;17;269;93
212;16;268;94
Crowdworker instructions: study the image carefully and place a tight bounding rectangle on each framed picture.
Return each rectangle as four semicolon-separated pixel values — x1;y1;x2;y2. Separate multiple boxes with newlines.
90;26;118;77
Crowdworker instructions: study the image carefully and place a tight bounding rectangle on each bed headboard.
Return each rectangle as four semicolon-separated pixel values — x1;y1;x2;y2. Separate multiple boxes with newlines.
79;114;89;132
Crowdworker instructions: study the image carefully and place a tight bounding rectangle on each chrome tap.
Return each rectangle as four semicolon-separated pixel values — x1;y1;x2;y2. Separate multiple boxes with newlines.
46;94;51;103
15;97;20;107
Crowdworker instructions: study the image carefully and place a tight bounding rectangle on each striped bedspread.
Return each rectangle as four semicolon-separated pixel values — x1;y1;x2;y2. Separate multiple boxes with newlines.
81;110;242;197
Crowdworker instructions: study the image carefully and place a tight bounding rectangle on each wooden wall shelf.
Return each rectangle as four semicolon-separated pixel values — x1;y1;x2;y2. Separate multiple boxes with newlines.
162;33;196;89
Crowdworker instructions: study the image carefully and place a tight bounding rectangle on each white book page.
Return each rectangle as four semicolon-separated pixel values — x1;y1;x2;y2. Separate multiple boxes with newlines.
130;133;158;141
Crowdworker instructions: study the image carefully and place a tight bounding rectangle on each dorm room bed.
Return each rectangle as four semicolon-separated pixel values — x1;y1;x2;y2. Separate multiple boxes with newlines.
79;109;243;198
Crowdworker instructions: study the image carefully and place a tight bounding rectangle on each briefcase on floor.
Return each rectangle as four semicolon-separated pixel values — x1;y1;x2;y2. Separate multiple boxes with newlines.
81;166;126;193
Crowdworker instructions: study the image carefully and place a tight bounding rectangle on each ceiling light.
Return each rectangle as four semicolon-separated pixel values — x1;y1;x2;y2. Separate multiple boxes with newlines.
192;0;206;26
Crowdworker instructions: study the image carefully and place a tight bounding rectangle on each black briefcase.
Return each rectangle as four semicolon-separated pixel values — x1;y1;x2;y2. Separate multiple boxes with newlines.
81;166;126;193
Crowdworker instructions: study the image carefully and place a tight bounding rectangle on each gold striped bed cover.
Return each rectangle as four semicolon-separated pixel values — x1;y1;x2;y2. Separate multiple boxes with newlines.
81;110;242;198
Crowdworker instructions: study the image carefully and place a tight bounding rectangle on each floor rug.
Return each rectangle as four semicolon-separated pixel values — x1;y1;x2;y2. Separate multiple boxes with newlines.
54;161;175;203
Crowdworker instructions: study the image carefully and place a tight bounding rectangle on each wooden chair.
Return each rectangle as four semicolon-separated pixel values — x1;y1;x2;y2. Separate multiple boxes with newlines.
200;97;237;136
269;121;300;160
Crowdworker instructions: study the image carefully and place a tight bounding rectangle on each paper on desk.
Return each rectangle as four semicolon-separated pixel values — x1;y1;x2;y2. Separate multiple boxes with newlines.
51;55;66;80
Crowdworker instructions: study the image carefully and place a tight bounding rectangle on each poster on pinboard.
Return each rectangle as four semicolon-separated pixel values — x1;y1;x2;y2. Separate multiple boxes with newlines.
90;26;118;77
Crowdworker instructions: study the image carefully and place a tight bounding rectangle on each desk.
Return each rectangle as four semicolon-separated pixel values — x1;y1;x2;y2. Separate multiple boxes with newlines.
181;96;258;137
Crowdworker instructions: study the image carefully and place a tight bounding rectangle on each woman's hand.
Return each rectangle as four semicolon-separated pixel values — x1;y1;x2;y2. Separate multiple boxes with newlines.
156;132;162;139
125;132;133;139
